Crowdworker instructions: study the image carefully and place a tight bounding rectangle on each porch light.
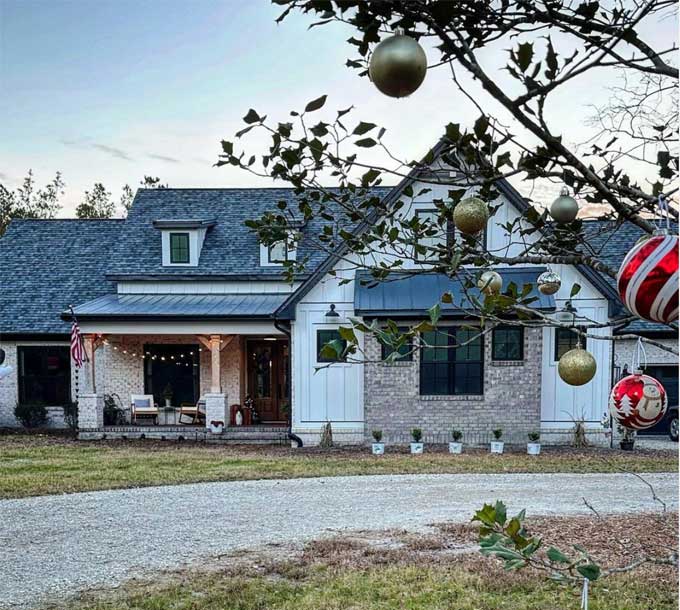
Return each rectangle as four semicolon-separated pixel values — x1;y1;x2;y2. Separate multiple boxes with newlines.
325;303;340;318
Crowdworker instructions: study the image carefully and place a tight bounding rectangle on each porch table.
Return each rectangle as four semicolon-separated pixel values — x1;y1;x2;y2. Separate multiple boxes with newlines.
157;406;180;426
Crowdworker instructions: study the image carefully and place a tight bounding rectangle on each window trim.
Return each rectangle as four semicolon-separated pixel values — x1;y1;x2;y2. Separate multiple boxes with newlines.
554;326;586;361
316;328;348;363
17;345;71;406
419;327;484;396
169;232;190;264
491;325;524;361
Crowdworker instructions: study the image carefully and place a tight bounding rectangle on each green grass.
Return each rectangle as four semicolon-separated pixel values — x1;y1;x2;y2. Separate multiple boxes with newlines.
67;565;677;610
1;433;676;499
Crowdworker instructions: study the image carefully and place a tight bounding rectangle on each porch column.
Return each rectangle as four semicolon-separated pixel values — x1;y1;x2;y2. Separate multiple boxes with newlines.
83;334;97;393
210;334;221;393
78;334;105;430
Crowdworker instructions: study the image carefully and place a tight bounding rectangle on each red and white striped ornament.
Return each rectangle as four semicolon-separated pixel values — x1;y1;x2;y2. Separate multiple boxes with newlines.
609;371;668;430
616;231;679;324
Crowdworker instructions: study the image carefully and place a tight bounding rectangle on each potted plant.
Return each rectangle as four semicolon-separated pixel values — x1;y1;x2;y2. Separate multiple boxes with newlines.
410;428;424;454
527;431;541;455
449;429;463;454
162;383;173;407
619;426;635;451
371;430;385;455
490;428;504;454
209;420;224;434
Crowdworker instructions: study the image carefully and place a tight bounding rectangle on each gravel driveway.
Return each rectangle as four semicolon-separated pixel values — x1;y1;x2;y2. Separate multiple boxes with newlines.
1;472;677;609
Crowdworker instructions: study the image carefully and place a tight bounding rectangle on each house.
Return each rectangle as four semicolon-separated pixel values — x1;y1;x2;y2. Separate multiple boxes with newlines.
0;173;676;445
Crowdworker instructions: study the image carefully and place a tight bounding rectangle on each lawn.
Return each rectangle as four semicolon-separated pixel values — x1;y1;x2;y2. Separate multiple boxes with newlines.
64;512;678;610
0;432;677;499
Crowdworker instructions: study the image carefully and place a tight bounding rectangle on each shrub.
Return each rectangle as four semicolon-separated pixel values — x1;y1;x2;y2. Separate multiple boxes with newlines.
14;402;48;428
63;401;78;434
103;393;124;426
411;428;423;443
319;421;333;448
492;428;503;440
372;429;383;443
528;431;540;442
451;429;463;442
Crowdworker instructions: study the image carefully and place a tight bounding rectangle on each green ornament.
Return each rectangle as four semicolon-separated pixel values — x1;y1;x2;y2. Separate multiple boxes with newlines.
558;347;597;386
478;270;502;295
550;187;579;224
453;197;489;235
369;33;427;98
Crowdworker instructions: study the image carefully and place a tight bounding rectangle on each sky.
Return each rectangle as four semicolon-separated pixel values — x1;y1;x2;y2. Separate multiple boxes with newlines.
0;0;675;216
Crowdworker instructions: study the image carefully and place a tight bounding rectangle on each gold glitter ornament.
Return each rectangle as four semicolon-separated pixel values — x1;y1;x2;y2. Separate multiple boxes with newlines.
558;347;597;386
453;197;489;235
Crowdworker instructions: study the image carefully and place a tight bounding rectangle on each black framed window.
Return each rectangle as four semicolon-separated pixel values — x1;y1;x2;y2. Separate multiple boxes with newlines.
492;326;524;361
169;232;190;264
380;327;413;361
420;328;483;395
317;329;347;363
18;346;71;405
554;327;585;360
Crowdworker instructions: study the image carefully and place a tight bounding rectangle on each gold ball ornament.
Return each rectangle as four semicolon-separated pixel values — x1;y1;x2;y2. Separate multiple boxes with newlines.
558;347;597;386
550;187;579;224
537;270;561;295
369;33;427;98
478;270;503;295
453;197;489;235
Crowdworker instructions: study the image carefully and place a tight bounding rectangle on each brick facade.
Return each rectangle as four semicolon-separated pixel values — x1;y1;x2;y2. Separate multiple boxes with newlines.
363;327;543;445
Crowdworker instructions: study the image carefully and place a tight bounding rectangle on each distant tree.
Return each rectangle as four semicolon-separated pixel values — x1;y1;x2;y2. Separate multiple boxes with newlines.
75;183;115;219
0;170;65;236
140;175;168;189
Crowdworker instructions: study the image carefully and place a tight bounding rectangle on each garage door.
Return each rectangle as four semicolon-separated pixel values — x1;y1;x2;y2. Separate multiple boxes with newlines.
637;365;679;435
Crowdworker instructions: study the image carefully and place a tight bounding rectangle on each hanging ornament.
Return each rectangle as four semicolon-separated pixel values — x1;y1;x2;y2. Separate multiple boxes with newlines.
369;30;427;98
616;230;679;324
453;197;489;235
537;270;561;295
550;187;579;224
609;371;668;430
558;347;596;386
478;270;502;295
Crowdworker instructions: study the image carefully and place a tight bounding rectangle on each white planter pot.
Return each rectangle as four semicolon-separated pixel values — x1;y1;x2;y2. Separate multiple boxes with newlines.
235;410;243;426
164;398;171;407
449;442;463;454
527;442;541;455
490;441;504;454
371;443;385;455
209;424;224;434
410;442;424;455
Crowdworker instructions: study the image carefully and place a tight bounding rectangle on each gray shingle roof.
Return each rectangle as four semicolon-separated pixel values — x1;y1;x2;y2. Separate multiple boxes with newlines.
0;219;124;335
106;188;389;278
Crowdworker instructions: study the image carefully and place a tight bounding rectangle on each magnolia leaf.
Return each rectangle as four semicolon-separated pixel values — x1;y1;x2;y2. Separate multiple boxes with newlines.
517;42;534;71
570;283;581;298
243;109;262;124
353;121;377;135
577;563;601;581
428;302;441;325
355;138;377;148
305;95;327;113
547;547;571;564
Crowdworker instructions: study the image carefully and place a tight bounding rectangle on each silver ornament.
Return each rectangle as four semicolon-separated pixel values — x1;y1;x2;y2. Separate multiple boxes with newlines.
558;348;597;386
537;270;561;295
453;196;489;235
550;187;579;224
478;270;502;295
369;33;427;98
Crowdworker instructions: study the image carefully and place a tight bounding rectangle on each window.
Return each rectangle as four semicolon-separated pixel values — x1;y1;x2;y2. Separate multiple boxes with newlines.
268;238;292;263
317;329;347;363
18;346;71;405
380;327;413;361
554;327;586;361
414;209;447;261
169;232;190;264
492;326;524;361
420;328;483;395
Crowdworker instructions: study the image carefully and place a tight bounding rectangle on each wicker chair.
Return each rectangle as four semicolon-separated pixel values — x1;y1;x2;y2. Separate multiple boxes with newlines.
178;398;206;425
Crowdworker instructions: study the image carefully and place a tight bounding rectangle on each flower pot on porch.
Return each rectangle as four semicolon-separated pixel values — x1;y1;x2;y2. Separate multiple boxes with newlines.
620;439;635;451
490;441;504;454
410;442;424;455
371;443;385;455
448;442;463;454
527;442;541;456
209;421;224;434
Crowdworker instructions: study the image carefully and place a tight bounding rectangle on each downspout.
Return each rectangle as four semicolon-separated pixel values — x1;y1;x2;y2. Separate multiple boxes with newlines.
273;317;303;447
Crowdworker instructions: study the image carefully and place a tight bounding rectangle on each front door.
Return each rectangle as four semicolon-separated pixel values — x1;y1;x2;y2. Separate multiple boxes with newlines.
247;339;288;423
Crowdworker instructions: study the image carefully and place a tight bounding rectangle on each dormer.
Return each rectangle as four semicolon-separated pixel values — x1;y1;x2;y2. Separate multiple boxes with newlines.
153;218;216;267
259;225;303;267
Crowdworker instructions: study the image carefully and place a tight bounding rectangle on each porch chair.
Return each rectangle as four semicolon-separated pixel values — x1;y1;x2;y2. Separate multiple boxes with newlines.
130;394;159;425
178;398;206;425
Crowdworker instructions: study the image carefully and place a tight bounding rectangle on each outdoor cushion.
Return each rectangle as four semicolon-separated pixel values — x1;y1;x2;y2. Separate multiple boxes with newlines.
133;398;151;409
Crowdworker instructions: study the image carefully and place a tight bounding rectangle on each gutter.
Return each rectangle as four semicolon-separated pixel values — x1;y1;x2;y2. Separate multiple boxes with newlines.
273;317;303;447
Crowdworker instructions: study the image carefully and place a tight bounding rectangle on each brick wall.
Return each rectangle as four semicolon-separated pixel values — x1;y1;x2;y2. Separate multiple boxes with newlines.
363;327;543;445
614;338;677;370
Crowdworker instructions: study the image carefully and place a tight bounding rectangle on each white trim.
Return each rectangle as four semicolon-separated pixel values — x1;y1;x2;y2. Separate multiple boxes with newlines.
78;321;285;335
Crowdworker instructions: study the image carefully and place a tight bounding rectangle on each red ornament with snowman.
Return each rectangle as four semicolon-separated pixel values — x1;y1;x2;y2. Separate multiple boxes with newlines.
609;370;668;430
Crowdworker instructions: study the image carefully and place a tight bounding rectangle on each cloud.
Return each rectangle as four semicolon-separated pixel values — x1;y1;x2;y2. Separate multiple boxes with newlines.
147;153;180;164
60;138;133;161
0;172;9;182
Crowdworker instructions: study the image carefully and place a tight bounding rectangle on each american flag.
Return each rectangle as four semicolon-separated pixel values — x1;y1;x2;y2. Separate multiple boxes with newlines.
70;315;85;368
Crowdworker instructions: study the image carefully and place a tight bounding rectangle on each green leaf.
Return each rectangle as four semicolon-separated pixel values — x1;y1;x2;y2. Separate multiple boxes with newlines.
304;95;327;113
547;547;571;564
577;563;601;581
570;283;581;298
445;122;461;142
474;116;489;139
355;138;377;148
243;109;262;124
545;37;558;80
338;326;357;343
428;303;441;326
517;42;534;72
494;501;507;526
353;121;377;135
361;168;381;186
441;291;453;304
473;503;497;527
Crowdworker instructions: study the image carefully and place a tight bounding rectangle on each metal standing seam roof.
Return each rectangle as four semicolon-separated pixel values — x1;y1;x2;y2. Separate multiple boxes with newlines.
354;268;556;317
70;293;290;319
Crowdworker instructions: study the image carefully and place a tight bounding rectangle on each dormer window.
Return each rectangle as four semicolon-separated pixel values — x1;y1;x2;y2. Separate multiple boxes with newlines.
169;232;190;264
260;233;298;267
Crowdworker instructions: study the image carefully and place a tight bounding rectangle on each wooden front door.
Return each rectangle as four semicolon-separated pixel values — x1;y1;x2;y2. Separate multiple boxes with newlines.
247;339;289;423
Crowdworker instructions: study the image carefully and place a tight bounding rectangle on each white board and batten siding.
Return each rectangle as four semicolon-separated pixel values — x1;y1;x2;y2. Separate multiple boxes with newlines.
117;281;299;295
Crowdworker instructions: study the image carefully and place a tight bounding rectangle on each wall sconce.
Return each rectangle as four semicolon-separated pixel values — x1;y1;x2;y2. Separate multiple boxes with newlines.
325;303;340;318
